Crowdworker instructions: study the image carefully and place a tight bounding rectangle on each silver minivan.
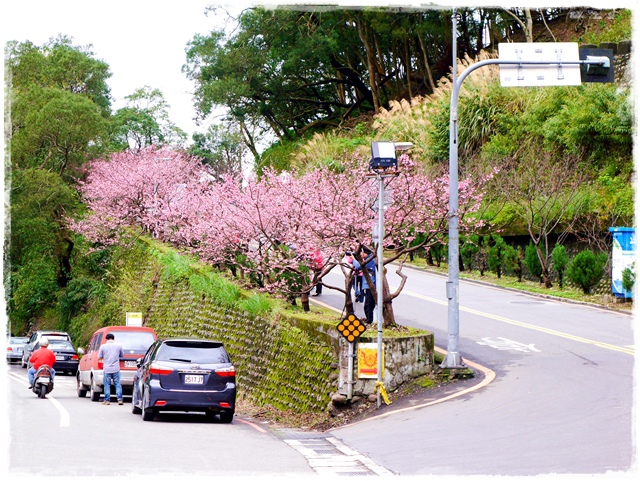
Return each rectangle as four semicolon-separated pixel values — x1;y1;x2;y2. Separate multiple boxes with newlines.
21;330;71;368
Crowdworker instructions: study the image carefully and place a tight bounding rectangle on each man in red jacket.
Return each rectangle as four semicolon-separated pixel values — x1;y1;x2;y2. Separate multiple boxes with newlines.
27;337;56;387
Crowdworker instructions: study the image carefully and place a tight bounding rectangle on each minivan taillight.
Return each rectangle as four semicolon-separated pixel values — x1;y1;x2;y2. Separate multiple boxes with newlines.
149;363;174;375
215;366;236;377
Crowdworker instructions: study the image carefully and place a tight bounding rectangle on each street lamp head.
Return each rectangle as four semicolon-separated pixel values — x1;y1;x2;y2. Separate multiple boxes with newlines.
370;141;397;172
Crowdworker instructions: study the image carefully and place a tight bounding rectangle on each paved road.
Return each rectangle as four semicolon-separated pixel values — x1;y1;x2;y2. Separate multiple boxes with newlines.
319;266;636;476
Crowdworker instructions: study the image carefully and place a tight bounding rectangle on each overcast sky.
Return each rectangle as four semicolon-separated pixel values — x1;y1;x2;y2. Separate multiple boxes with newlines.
1;0;252;139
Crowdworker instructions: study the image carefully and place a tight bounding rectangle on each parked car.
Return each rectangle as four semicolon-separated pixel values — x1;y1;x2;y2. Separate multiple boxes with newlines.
47;338;80;375
6;336;28;364
131;338;236;422
77;325;157;402
21;330;71;368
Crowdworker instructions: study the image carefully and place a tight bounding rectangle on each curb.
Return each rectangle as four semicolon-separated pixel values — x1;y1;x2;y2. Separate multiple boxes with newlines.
330;347;496;430
399;262;633;316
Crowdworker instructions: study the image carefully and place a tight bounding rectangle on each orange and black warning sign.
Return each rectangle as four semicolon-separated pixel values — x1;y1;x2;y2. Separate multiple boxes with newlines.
337;314;366;343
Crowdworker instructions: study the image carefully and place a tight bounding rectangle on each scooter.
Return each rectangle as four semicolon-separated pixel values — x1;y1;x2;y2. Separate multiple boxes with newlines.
31;365;55;399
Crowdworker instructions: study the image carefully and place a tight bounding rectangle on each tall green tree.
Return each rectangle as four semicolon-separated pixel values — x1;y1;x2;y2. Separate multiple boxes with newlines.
189;122;247;177
6;169;81;332
10;86;108;176
5;36;113;334
6;35;112;116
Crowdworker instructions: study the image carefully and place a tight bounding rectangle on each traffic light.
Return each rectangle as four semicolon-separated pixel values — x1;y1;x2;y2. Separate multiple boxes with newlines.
579;47;614;83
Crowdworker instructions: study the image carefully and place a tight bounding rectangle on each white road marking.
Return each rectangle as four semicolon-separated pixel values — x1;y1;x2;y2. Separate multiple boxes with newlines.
284;436;394;476
476;337;541;353
8;371;71;427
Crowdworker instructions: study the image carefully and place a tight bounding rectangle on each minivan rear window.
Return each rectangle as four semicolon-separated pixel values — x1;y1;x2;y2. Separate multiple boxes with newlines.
110;331;156;352
156;341;230;364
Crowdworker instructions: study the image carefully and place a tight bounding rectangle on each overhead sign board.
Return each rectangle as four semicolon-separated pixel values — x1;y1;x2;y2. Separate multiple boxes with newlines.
499;42;581;87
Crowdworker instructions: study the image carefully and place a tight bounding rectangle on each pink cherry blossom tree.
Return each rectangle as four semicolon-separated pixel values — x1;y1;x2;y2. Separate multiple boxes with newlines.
71;147;490;326
71;145;210;246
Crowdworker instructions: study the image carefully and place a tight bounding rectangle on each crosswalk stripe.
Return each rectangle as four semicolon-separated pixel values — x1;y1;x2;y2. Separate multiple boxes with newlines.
284;436;394;476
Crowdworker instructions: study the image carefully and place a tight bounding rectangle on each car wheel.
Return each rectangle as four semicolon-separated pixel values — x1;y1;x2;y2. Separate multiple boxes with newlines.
219;411;234;424
76;375;87;398
141;389;154;421
90;376;101;402
21;356;27;368
131;380;142;415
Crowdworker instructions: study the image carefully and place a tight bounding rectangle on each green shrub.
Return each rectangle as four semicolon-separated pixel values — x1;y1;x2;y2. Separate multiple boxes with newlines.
551;244;570;288
487;235;509;278
567;250;607;294
525;242;542;282
503;244;524;281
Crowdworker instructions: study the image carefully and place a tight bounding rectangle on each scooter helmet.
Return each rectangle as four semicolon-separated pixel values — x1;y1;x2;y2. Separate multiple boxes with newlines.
40;337;49;347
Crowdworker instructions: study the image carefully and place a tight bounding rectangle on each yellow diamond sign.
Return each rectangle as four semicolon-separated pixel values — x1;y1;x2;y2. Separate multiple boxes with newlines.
337;314;366;343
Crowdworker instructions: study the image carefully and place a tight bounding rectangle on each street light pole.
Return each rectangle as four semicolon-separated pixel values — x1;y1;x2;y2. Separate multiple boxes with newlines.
375;171;385;407
442;8;465;369
369;141;412;407
440;12;608;370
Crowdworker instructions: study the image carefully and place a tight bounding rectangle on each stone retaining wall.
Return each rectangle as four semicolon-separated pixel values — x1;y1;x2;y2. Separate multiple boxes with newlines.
111;239;434;413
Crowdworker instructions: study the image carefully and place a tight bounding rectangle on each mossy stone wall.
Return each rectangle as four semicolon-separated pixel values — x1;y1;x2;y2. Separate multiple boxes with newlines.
103;239;433;413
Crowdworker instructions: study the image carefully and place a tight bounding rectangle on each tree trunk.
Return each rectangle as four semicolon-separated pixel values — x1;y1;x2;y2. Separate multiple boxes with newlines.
301;290;310;311
381;266;396;328
343;272;355;317
535;244;553;288
355;16;381;112
417;35;436;94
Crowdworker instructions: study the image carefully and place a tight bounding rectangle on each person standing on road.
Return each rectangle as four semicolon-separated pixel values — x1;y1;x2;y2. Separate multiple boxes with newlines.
98;333;124;405
348;247;377;324
27;337;56;387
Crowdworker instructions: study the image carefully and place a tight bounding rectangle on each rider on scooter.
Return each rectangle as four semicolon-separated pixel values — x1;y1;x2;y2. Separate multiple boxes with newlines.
27;337;56;388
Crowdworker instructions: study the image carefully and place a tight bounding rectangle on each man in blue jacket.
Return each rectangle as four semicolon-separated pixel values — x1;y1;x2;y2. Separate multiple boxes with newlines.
348;248;377;324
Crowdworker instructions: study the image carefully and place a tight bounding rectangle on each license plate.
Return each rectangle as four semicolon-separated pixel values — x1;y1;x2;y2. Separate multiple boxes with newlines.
124;360;137;368
39;377;50;383
56;356;65;360
184;375;203;384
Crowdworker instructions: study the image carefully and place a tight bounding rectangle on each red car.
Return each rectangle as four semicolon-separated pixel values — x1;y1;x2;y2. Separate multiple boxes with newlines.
76;326;157;402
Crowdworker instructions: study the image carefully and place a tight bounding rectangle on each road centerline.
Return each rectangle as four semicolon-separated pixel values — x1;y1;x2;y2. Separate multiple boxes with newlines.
398;288;634;356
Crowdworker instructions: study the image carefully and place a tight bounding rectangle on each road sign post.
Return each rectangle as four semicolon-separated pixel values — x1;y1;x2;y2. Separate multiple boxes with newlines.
442;13;613;370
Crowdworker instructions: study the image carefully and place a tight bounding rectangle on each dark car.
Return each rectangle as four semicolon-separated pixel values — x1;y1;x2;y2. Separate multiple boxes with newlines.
6;337;28;363
47;338;80;375
131;338;236;423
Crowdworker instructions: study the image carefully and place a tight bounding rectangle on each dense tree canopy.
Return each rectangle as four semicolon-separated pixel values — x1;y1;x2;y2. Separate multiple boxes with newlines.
184;6;572;143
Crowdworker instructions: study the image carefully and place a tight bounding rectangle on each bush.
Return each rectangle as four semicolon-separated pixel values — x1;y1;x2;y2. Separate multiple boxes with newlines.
504;244;524;281
567;250;607;294
551;244;570;288
487;235;509;278
525;241;542;282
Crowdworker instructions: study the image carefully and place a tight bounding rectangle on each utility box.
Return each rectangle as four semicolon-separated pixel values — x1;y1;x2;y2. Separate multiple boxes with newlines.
609;227;635;299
